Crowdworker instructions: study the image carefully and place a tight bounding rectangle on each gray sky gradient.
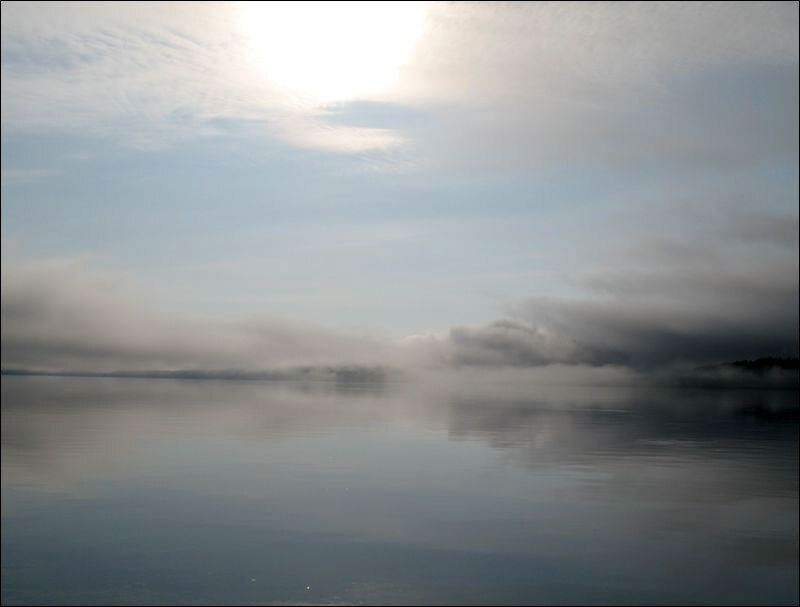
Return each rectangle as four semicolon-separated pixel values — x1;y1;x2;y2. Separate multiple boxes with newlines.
2;1;798;372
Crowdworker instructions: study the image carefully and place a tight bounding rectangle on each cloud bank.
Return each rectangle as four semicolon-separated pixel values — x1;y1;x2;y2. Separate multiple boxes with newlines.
2;247;797;379
447;211;799;370
1;260;394;373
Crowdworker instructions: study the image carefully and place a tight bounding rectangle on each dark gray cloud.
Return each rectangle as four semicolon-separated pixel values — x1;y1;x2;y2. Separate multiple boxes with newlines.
449;320;587;367
446;209;799;369
447;271;798;369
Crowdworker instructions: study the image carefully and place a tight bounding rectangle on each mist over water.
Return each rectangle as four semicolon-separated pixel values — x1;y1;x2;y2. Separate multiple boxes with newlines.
2;2;798;605
2;376;797;606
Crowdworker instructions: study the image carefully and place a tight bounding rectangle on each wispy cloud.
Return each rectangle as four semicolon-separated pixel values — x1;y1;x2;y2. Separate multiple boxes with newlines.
1;2;413;153
3;2;796;166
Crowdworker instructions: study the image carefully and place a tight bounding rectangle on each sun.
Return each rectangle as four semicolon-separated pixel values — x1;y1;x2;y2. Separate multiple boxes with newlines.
237;1;427;104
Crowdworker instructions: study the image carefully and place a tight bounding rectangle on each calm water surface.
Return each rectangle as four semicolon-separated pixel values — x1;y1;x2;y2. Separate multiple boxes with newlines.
2;376;798;605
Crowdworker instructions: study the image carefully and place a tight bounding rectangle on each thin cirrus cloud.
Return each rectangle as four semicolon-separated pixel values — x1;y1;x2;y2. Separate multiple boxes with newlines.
0;1;418;153
2;1;796;163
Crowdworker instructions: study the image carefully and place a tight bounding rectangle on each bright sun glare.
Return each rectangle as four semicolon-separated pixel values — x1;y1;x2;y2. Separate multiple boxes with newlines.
237;1;427;103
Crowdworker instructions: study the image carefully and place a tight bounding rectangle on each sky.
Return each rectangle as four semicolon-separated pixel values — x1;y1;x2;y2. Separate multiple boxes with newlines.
1;1;798;373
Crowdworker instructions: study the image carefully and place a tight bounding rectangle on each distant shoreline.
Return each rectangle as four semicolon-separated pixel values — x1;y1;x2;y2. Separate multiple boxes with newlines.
2;358;798;391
